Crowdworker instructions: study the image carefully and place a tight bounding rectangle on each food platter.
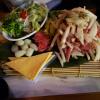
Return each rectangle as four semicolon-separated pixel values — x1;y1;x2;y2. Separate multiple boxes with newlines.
0;2;100;80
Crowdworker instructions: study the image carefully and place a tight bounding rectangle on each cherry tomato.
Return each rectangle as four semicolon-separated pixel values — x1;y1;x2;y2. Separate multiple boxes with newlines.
20;10;28;19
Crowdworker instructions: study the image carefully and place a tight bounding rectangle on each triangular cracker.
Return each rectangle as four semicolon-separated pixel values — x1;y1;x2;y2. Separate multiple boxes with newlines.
6;52;53;80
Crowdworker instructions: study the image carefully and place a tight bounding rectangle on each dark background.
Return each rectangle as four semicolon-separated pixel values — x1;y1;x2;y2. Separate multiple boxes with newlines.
0;0;100;19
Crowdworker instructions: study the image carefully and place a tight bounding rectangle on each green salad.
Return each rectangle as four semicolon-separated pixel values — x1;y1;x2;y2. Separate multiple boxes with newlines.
1;3;48;38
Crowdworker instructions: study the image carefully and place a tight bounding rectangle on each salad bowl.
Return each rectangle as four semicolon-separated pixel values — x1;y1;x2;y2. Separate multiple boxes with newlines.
1;1;48;41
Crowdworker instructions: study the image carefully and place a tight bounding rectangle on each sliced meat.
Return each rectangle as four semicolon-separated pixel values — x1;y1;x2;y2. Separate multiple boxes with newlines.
80;43;91;53
64;47;72;62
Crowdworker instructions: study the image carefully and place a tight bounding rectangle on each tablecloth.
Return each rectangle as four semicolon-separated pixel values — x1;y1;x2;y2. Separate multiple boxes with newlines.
4;76;100;98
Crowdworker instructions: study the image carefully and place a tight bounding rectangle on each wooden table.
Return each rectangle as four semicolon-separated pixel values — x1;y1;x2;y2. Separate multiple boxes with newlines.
11;92;100;100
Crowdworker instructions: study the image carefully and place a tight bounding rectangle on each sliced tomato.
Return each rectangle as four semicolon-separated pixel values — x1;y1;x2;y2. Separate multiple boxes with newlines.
33;32;50;52
20;10;28;19
64;47;72;62
38;42;48;52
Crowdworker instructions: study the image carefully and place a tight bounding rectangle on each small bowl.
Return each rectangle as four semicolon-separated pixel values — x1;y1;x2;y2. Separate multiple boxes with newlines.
2;1;48;41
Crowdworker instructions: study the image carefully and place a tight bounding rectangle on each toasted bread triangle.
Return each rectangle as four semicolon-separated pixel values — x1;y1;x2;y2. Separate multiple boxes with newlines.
6;52;52;80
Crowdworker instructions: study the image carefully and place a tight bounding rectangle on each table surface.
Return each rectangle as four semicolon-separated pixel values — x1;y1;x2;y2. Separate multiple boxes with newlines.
4;76;100;99
12;92;100;100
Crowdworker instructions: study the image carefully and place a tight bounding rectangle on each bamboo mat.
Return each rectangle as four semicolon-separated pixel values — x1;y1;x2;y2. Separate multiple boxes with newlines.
43;61;100;77
1;61;100;77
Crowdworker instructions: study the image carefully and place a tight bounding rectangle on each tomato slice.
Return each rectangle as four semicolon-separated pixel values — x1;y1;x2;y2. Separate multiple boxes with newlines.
38;42;48;52
20;10;28;19
33;32;50;52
